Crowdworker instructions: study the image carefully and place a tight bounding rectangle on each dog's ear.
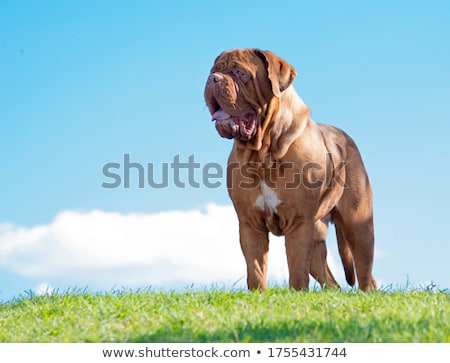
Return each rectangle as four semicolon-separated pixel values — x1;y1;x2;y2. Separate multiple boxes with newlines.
255;49;297;98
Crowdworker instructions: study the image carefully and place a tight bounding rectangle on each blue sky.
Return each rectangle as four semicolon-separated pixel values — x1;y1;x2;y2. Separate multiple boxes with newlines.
1;0;449;300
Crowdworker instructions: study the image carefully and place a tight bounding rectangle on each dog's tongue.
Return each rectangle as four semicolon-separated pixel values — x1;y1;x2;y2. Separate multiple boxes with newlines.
212;109;232;121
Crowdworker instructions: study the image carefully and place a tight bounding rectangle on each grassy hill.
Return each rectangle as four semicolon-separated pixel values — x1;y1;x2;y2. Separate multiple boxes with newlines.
0;288;448;342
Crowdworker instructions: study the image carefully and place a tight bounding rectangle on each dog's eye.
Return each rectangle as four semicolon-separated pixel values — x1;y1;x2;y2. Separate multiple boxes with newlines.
233;68;250;83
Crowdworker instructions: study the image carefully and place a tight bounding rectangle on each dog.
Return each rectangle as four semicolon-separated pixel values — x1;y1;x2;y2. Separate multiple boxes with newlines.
204;49;376;291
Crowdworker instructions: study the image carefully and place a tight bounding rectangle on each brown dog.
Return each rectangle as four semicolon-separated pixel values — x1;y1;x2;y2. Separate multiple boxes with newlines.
204;49;376;291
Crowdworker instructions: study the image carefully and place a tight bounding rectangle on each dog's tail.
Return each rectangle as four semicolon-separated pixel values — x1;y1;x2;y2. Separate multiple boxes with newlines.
334;222;356;287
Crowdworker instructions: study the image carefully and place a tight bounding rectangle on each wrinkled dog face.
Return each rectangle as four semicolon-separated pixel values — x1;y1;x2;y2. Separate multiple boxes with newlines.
205;49;297;142
204;49;270;140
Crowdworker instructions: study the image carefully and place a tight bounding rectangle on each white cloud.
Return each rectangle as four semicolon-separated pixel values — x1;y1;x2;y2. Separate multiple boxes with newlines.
34;282;54;296
0;204;345;290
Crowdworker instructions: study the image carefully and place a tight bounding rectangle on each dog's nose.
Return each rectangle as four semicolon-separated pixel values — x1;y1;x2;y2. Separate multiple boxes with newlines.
209;72;224;84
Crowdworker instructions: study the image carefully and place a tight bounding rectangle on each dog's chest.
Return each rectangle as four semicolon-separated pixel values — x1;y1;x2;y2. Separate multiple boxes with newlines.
254;181;286;235
255;181;281;215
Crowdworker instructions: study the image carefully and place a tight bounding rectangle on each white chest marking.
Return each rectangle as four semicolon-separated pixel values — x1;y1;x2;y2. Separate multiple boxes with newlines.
255;194;265;212
255;181;281;214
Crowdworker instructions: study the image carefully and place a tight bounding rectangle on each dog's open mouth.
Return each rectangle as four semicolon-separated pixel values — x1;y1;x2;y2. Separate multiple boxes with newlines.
212;109;256;141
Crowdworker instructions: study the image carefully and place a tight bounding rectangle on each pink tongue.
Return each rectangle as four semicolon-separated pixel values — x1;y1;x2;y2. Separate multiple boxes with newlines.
212;109;232;121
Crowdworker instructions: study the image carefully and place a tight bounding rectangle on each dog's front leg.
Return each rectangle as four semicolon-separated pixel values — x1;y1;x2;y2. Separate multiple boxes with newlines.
239;223;269;291
285;222;315;290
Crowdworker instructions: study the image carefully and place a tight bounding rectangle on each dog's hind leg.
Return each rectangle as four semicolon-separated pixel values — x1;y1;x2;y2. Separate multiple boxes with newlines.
334;190;376;291
309;217;339;289
310;241;339;289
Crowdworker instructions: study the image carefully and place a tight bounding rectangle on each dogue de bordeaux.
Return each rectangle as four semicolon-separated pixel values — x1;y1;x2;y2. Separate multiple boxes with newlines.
204;49;376;291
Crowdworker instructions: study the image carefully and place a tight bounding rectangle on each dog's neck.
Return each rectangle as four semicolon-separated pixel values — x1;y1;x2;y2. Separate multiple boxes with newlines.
235;86;311;163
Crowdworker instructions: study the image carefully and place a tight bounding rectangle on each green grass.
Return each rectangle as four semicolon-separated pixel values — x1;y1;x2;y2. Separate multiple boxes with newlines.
0;288;448;342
